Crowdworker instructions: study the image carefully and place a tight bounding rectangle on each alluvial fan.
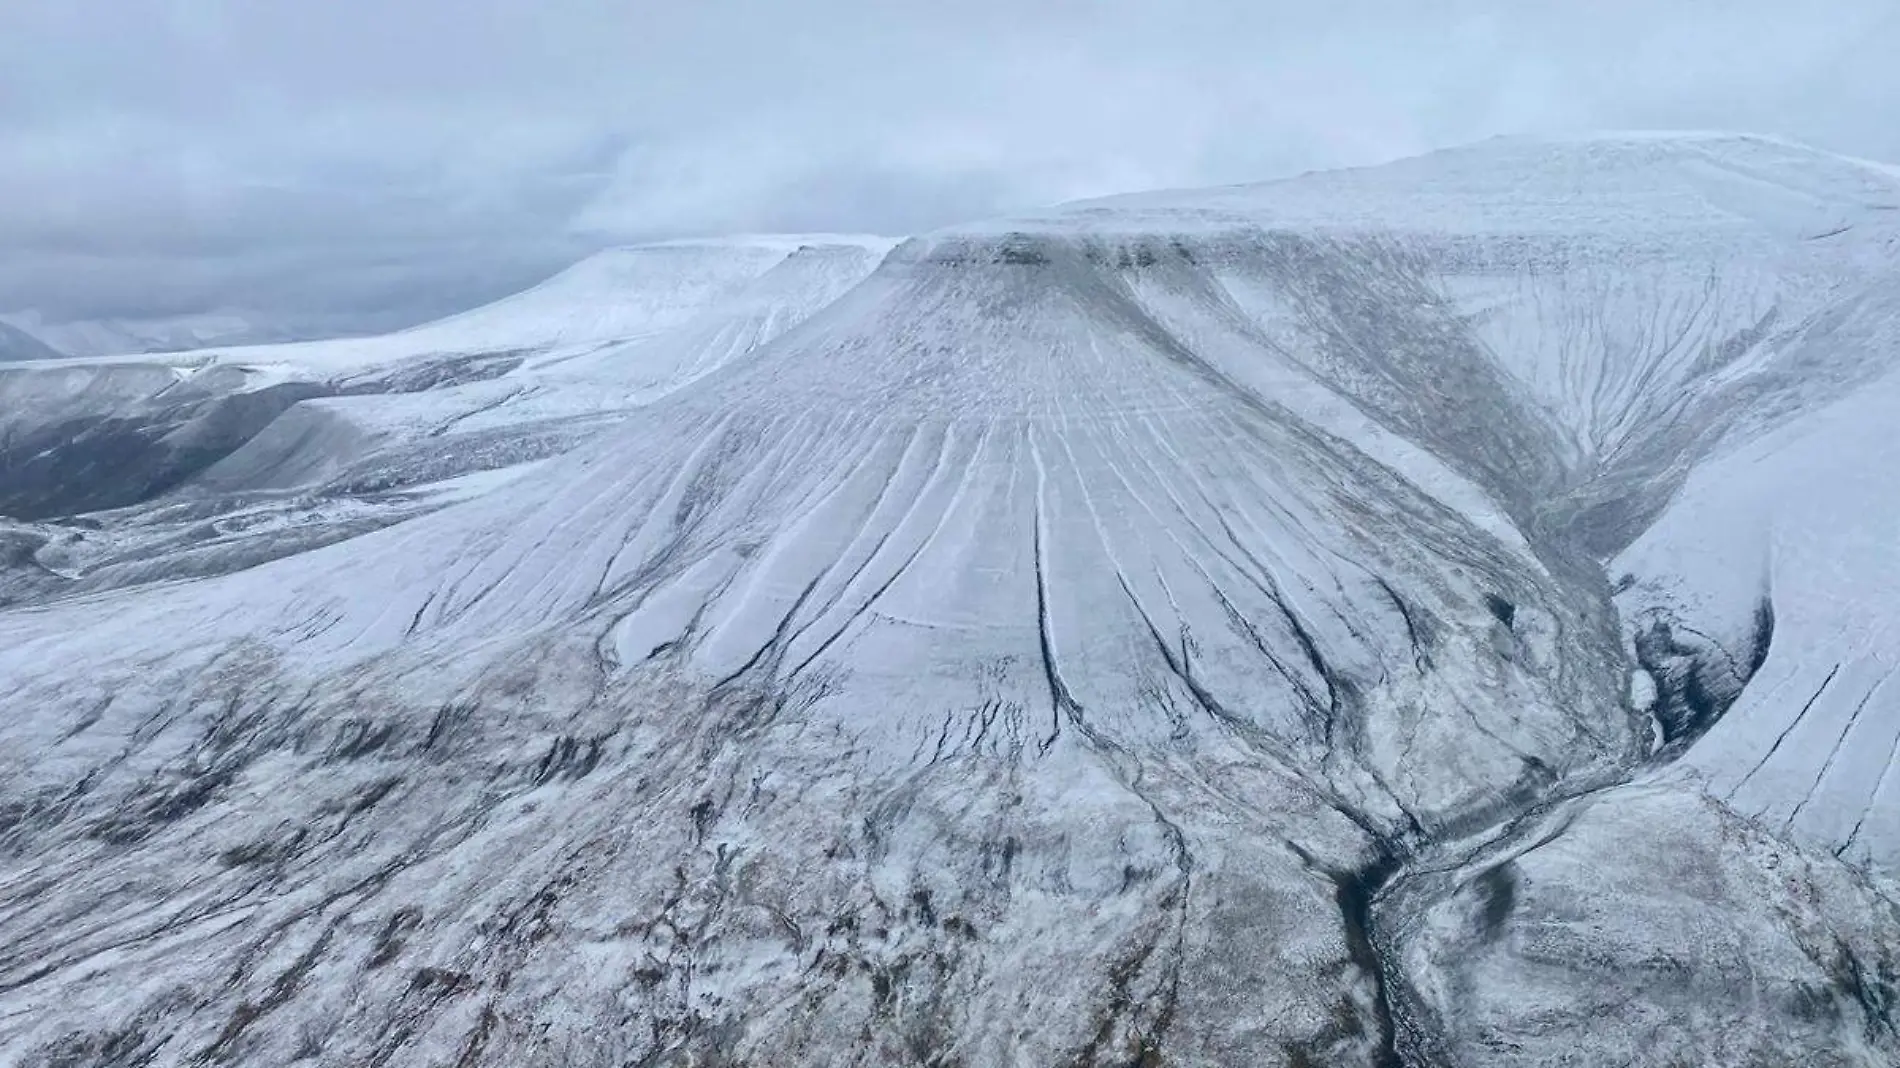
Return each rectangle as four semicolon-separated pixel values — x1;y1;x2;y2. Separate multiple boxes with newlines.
2;134;1898;1067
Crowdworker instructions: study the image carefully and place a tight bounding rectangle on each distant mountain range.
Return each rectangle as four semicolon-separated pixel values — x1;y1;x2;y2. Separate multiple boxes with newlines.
0;309;314;358
0;319;63;361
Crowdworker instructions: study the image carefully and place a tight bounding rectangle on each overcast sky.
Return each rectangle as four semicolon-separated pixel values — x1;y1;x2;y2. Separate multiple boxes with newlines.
3;1;1896;338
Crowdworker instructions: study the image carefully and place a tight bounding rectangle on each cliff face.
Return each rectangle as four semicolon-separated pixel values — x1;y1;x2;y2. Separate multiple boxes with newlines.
2;136;1897;1067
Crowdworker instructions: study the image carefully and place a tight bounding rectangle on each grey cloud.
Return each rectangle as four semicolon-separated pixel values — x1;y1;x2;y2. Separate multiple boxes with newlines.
2;1;1895;338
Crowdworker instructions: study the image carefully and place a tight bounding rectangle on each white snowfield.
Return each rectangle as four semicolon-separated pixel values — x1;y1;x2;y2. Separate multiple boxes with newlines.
1;135;1897;1067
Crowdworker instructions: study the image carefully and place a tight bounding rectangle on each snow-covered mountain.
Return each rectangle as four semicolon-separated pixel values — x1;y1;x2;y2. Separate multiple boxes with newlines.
0;320;62;362
0;310;298;358
0;235;893;598
1;136;1896;1066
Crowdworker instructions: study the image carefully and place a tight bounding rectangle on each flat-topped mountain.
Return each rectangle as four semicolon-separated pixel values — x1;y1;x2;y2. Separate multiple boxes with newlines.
1;135;1895;1067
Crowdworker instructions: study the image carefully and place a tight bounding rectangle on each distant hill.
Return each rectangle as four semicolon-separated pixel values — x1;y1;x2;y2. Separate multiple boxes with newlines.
0;311;295;358
0;320;63;362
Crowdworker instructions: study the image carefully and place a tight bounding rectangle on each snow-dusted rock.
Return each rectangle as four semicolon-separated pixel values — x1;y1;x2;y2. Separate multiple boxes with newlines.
1;136;1896;1066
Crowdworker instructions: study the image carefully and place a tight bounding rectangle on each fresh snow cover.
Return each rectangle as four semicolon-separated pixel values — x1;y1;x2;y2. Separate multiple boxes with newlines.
1618;296;1900;863
0;135;1896;1067
0;234;895;588
17;234;893;380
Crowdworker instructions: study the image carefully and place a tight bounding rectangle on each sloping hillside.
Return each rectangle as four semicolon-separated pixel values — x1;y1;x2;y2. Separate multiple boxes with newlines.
1;137;1896;1067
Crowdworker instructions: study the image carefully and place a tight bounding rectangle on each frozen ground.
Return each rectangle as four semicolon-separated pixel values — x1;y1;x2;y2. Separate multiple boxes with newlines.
0;135;1896;1066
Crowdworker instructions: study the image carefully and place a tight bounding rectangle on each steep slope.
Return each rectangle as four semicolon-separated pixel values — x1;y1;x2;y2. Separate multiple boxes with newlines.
1;136;1897;1067
1617;276;1900;863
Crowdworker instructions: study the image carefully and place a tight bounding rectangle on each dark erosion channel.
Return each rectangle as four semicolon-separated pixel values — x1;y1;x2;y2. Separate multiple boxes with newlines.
1308;298;1788;1065
1344;491;1780;1066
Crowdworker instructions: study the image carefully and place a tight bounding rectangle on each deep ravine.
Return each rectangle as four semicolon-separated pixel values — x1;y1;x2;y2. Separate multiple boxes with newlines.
1352;494;1779;1066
